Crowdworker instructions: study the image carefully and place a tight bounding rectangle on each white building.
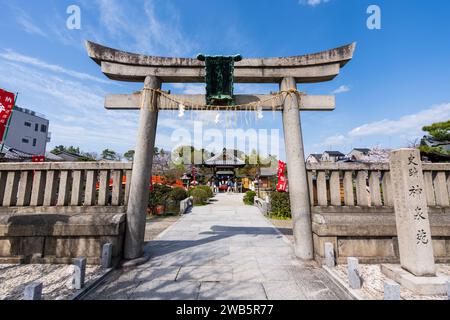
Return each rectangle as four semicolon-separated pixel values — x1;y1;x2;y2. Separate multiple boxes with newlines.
3;106;50;156
347;148;371;161
306;154;322;164
321;151;345;163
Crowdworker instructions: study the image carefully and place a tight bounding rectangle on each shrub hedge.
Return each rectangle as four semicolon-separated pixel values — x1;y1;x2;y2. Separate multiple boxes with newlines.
243;191;257;205
270;192;291;219
190;188;209;205
169;187;188;202
196;185;214;199
148;184;172;209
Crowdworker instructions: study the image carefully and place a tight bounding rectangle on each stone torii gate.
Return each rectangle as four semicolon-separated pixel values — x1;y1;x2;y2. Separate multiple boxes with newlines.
85;41;356;261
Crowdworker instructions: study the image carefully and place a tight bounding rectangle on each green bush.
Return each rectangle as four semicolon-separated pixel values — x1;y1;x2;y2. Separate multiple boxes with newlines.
243;191;257;205
148;184;172;209
190;188;209;206
196;185;214;199
189;186;213;199
270;192;291;219
169;187;188;202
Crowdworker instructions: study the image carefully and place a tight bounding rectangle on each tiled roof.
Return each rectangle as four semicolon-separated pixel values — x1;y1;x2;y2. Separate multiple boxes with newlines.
260;167;277;177
309;154;322;161
324;151;345;156
205;150;245;166
0;145;34;160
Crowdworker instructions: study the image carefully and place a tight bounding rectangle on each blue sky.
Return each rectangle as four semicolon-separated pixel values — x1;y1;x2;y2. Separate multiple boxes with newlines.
0;0;449;161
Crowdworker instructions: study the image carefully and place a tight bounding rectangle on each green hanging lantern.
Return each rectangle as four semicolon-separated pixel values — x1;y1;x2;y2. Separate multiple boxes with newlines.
197;54;242;106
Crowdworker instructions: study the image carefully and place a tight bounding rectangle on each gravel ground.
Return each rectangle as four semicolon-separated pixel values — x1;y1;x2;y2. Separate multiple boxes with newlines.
266;216;449;300
1;215;182;301
334;264;450;300
145;215;181;241
0;264;105;300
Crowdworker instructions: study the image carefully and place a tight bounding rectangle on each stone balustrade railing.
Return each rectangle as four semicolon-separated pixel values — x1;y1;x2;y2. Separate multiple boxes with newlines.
307;162;450;264
306;163;450;208
0;162;133;213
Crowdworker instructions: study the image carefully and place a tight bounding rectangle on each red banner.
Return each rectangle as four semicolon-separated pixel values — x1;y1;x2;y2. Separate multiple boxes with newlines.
0;89;15;142
32;156;46;163
276;160;287;192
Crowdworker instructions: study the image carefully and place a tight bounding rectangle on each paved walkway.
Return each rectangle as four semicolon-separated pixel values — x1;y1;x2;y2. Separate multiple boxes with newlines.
85;194;350;300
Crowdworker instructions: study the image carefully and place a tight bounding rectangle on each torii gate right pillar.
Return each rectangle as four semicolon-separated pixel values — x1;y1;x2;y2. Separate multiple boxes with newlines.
281;77;314;260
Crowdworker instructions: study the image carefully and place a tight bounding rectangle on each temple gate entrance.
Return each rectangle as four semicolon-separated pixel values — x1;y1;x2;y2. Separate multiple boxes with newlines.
85;41;356;261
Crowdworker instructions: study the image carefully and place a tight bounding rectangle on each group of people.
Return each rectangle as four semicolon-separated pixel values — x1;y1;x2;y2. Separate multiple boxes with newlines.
207;178;239;194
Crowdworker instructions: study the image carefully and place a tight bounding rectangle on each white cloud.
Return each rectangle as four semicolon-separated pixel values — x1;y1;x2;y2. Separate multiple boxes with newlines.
299;0;331;7
0;49;110;84
0;59;138;152
0;57;211;154
313;134;347;149
171;84;205;94
348;103;450;138
93;0;196;56
332;85;350;94
314;103;450;151
15;10;48;37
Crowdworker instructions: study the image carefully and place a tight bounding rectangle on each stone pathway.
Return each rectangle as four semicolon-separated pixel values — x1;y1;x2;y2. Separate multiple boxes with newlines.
145;215;181;242
85;194;351;300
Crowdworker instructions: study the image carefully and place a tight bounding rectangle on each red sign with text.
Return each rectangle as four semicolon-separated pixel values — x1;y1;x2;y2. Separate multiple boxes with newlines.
276;160;287;192
32;156;46;163
0;89;15;141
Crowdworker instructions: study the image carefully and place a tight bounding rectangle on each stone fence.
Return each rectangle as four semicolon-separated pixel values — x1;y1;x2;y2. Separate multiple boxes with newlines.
254;197;270;216
0;162;131;265
306;162;450;264
0;162;132;213
180;197;193;215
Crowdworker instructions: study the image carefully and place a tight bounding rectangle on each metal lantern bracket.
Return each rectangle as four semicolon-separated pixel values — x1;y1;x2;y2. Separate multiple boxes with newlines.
197;54;242;106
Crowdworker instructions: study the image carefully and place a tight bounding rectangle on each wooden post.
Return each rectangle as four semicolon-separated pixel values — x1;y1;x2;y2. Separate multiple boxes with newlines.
124;76;161;260
281;77;313;260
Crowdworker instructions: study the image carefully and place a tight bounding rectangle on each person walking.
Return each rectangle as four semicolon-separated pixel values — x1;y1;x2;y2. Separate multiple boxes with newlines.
214;179;219;193
227;179;233;193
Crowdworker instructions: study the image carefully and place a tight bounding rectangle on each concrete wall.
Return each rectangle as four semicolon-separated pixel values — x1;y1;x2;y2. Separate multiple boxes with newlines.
5;107;50;155
0;162;132;265
307;162;450;264
312;206;450;265
0;212;126;265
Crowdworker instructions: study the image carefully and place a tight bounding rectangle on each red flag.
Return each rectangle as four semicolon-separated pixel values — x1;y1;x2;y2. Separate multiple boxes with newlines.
32;156;45;163
276;160;287;192
0;89;15;142
277;160;286;176
276;175;287;192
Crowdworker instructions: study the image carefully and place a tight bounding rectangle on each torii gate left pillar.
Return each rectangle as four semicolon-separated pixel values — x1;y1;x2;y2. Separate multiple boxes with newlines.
124;76;160;259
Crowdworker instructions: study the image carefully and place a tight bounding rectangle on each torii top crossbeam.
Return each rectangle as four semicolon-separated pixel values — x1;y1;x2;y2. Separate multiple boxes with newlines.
85;41;355;84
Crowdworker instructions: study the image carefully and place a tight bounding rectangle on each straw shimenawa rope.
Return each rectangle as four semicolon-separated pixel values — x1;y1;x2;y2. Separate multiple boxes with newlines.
140;88;306;112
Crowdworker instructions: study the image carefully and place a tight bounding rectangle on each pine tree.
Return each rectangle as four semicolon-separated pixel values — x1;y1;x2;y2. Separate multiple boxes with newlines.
420;120;450;161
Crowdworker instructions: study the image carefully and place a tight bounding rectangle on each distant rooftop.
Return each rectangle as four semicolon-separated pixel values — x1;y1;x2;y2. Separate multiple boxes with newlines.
204;149;245;166
352;148;371;154
14;106;47;119
324;151;345;156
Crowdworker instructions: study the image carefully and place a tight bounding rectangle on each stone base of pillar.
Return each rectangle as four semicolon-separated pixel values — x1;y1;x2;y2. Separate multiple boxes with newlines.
381;264;448;295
